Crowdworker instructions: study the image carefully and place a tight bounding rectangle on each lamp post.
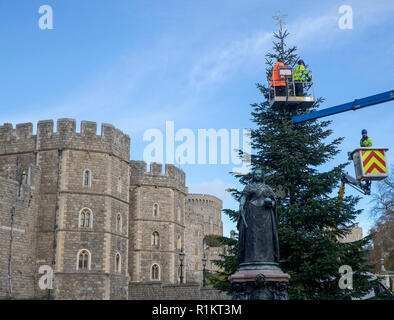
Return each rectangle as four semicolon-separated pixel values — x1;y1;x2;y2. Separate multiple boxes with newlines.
380;257;385;273
202;256;207;287
179;250;185;284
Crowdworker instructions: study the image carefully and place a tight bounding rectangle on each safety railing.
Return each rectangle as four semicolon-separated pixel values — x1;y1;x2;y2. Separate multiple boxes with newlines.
268;69;315;102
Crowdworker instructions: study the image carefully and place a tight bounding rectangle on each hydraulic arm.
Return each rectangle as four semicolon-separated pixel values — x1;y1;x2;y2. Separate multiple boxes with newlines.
292;90;394;124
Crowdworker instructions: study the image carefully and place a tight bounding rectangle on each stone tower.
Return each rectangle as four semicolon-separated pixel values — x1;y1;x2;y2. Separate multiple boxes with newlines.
0;163;41;299
0;123;41;298
185;194;223;283
0;119;131;299
129;161;187;284
0;119;226;299
337;224;363;243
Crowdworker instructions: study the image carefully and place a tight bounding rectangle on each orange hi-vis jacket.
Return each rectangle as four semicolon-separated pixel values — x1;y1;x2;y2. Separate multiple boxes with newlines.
270;61;286;87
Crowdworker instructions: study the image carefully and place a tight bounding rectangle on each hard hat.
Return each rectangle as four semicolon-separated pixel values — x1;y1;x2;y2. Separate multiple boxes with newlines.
361;129;367;134
298;59;304;65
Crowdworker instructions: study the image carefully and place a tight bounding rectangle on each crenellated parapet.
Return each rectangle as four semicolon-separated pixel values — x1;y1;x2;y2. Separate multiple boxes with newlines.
0;122;36;154
186;193;223;236
129;160;187;194
186;194;223;211
0;119;130;161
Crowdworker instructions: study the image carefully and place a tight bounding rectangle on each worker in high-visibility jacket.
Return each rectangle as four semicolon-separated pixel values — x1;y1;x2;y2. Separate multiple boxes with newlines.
270;59;286;97
360;129;372;147
293;59;311;96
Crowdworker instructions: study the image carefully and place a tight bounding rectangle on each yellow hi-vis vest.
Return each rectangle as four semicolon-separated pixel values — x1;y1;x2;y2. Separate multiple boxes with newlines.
294;64;309;82
360;137;372;147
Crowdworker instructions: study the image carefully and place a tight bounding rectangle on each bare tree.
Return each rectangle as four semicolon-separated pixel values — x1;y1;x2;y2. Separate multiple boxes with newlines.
369;165;394;271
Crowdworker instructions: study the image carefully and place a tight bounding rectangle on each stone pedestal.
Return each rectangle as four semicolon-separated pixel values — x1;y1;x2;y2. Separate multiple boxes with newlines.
229;268;290;300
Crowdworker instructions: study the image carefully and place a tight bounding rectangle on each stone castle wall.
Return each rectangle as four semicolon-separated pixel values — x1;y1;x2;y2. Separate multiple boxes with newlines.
129;282;231;300
0;165;41;299
0;120;131;299
0;120;225;300
337;225;363;243
129;161;187;284
185;194;223;283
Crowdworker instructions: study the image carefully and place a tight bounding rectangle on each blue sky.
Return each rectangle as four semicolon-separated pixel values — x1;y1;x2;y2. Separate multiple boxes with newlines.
1;0;393;237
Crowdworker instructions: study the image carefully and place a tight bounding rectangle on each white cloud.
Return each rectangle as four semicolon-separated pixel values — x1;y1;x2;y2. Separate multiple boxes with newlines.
188;31;272;90
187;1;394;89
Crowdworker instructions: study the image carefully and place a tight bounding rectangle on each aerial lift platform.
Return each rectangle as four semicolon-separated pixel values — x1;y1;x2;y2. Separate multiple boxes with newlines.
339;147;389;199
289;89;393;201
269;65;315;109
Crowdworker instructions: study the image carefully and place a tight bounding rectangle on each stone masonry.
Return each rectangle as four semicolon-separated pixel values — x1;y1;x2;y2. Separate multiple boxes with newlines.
185;194;223;283
0;119;225;300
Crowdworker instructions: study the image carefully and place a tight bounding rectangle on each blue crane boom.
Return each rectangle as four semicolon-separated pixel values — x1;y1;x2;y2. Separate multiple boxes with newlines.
292;90;394;124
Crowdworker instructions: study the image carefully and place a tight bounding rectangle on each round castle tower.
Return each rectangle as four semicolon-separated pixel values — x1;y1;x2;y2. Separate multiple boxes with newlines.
185;194;223;283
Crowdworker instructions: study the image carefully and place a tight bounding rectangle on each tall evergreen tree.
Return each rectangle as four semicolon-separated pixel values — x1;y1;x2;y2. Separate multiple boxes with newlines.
209;23;383;299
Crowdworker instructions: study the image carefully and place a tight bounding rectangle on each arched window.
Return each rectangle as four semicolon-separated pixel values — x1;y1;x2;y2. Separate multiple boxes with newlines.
83;169;91;187
194;263;199;272
177;234;182;250
115;253;121;273
153;203;159;217
151;264;160;280
77;249;91;270
118;177;122;193
195;246;199;256
116;213;122;232
152;232;160;246
79;208;92;228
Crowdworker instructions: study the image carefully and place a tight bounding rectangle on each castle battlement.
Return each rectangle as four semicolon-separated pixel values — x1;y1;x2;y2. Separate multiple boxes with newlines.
0;119;130;161
186;193;223;235
0;122;36;154
129;160;187;194
0;118;224;299
186;193;223;211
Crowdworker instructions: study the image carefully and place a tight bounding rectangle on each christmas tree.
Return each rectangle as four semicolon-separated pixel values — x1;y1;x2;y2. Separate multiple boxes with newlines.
208;20;383;300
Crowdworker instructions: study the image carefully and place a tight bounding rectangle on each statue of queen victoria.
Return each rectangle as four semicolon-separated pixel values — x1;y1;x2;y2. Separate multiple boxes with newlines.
230;168;290;300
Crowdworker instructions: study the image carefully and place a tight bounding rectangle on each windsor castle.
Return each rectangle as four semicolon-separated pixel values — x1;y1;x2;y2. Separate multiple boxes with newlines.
0;119;228;300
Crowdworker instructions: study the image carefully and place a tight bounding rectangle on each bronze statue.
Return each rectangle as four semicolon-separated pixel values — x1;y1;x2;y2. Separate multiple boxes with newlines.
237;168;280;269
230;168;290;299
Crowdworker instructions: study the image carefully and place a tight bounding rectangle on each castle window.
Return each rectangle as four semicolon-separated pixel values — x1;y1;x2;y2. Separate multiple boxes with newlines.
151;264;160;281
194;263;199;272
115;253;121;273
177;234;181;250
79;208;92;228
116;213;122;232
77;249;91;270
83;169;92;187
118;177;122;193
194;229;199;237
195;246;199;256
153;203;159;217
152;231;160;246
